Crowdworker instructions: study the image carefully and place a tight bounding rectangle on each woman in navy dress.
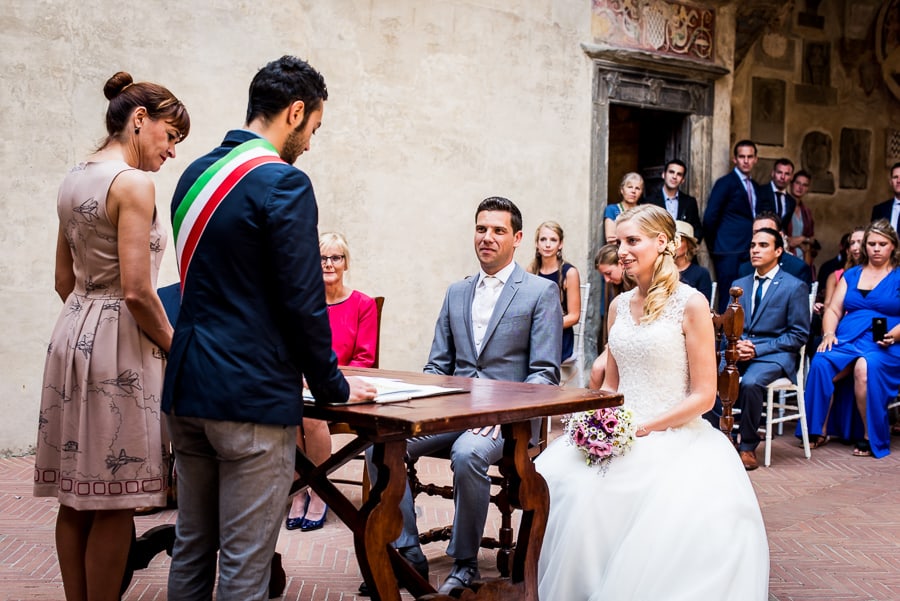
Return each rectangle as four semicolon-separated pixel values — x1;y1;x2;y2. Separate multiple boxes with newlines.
528;221;581;362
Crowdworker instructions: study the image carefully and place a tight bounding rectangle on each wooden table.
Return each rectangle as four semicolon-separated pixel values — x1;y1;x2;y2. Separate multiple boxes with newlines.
292;367;622;601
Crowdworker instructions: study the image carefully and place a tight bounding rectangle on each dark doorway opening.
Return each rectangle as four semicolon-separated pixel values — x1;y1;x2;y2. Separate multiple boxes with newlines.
607;105;689;202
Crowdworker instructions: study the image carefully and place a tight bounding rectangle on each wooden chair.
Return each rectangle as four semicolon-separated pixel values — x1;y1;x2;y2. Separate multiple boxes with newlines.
712;286;744;437
327;296;384;503
406;416;550;578
759;288;816;466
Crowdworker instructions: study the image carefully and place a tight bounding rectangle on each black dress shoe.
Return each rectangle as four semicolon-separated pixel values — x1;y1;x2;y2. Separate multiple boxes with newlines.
438;561;480;595
358;545;428;596
268;552;286;599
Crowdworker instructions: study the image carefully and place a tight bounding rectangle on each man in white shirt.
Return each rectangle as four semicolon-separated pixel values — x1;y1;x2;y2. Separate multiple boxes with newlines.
870;162;900;232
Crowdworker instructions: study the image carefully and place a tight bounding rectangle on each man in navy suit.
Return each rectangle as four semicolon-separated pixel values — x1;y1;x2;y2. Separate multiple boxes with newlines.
757;158;796;232
162;56;376;600
871;161;900;232
737;212;813;287
732;228;810;470
703;140;775;312
641;158;703;243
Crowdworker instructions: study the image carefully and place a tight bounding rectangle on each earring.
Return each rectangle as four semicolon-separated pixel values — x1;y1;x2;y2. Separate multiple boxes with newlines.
134;127;141;134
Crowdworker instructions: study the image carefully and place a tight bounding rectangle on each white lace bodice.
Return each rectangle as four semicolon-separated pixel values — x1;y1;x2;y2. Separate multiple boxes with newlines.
608;284;696;423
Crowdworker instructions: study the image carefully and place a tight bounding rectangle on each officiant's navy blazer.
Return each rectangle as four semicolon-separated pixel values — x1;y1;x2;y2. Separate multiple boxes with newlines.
162;129;347;426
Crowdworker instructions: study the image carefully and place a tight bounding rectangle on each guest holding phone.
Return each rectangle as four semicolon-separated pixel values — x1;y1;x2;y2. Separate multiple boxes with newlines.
802;219;900;458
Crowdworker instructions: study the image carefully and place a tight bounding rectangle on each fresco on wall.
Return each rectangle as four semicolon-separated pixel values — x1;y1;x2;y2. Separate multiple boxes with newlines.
591;0;715;61
751;78;785;146
801;131;835;194
876;0;900;102
839;128;871;190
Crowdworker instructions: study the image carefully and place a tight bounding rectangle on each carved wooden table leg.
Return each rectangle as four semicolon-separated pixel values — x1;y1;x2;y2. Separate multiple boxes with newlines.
356;439;408;601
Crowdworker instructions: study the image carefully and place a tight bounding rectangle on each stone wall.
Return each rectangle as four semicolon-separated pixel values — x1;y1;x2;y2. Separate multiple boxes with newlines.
0;1;597;453
731;0;900;262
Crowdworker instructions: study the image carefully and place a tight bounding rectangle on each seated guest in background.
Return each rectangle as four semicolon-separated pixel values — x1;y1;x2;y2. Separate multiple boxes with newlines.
528;221;581;362
817;232;850;303
589;243;635;388
786;170;815;260
674;220;712;303
732;228;811;470
364;197;562;596
604;172;643;243
803;219;900;458
738;212;813;287
821;227;866;312
287;232;378;532
641;159;703;243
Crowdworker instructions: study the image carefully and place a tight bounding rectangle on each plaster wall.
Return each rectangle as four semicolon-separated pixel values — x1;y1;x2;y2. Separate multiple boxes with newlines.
731;0;900;262
0;1;594;454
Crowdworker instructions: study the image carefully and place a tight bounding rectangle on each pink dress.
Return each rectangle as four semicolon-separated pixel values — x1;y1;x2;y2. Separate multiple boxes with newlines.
34;161;169;510
328;290;378;367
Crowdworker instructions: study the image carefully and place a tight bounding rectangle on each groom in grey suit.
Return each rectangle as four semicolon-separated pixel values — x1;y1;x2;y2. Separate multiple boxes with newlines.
367;196;562;596
732;227;810;470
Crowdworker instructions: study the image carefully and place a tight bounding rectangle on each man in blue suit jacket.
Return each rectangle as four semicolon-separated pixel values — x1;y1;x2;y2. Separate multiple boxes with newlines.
640;158;703;243
737;212;813;287
703;140;775;312
367;197;562;596
757;158;797;232
870;162;900;231
732;228;810;470
163;56;375;600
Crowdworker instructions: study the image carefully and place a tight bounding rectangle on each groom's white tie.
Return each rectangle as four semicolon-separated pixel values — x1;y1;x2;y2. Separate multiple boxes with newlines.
472;276;502;353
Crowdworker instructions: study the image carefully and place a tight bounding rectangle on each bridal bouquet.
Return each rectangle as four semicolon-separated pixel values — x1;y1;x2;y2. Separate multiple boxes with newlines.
562;407;636;472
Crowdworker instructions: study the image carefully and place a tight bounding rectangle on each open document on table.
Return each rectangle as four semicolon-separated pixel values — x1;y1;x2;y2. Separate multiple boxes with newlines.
303;376;465;404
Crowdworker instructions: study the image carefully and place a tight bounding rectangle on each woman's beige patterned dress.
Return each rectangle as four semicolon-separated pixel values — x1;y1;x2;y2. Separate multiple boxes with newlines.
34;160;169;511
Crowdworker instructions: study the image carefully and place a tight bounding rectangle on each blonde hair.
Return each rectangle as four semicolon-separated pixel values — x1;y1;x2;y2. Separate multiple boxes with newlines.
616;205;680;323
319;232;351;269
619;172;644;198
529;221;567;297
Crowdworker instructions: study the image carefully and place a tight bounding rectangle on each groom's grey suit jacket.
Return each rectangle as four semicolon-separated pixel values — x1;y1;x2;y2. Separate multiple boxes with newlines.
424;262;562;385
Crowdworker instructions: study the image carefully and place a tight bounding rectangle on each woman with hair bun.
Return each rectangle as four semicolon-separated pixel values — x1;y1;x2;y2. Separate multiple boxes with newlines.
537;205;769;600
33;71;189;599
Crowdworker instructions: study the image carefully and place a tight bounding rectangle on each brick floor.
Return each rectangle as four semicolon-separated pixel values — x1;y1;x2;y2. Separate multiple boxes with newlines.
1;425;898;600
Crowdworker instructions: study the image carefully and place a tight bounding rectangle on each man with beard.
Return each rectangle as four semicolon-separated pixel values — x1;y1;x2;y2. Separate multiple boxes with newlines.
162;56;376;599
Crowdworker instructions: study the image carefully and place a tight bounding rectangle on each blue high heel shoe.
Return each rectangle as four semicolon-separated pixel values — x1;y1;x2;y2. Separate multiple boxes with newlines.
285;495;309;531
300;505;328;531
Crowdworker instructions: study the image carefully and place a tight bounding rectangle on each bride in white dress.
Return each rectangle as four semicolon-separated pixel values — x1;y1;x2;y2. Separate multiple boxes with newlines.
536;205;769;600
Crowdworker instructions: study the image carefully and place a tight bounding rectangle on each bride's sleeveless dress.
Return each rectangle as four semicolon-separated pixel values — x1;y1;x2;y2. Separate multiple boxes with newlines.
536;284;769;600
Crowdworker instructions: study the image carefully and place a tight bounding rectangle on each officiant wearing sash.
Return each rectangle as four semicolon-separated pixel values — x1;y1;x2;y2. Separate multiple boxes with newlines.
162;56;375;600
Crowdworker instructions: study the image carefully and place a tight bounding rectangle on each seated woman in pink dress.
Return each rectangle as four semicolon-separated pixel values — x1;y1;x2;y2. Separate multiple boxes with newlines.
287;232;378;531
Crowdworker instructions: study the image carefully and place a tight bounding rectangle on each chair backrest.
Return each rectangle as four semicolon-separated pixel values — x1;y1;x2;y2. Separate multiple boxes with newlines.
809;280;818;303
711;286;745;436
570;282;591;361
373;296;385;369
709;281;718;310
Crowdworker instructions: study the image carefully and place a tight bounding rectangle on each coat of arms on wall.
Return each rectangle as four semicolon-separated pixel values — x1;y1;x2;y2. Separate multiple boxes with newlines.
591;0;715;61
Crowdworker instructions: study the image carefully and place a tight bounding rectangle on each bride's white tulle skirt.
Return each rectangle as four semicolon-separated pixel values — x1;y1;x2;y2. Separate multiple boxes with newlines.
535;418;769;601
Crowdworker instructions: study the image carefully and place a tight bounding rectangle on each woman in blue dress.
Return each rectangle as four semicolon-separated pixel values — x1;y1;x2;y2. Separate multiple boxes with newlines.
803;219;900;458
528;221;581;362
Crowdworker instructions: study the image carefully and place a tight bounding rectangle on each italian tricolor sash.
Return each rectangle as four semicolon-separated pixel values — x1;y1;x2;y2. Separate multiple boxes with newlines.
173;138;283;289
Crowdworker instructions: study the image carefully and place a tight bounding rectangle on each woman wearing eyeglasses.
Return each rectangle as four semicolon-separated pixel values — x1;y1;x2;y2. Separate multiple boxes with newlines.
287;232;378;531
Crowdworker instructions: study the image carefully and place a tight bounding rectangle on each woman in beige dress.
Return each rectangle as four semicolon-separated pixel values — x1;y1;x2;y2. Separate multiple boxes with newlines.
33;72;189;600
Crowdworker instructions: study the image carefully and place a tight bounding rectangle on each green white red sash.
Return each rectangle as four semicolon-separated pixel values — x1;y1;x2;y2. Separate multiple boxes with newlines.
173;138;283;288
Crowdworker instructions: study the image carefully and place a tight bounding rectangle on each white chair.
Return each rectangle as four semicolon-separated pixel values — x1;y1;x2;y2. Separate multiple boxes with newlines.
760;289;816;467
560;282;591;388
